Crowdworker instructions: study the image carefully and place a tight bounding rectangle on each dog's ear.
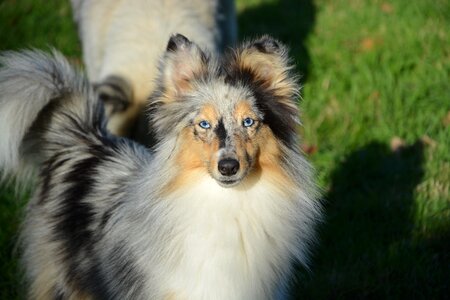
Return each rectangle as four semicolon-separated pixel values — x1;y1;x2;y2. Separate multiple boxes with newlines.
150;34;209;139
227;36;300;145
160;34;209;99
230;36;299;101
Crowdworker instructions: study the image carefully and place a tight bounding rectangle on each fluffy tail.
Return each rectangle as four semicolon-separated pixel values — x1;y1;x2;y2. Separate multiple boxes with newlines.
0;49;104;182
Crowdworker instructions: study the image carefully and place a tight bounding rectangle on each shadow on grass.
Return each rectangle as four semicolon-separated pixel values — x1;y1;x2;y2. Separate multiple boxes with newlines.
0;184;27;300
291;141;450;298
238;0;316;80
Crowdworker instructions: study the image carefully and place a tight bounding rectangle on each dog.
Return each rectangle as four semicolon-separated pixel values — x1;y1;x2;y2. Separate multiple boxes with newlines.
0;35;321;299
70;0;237;145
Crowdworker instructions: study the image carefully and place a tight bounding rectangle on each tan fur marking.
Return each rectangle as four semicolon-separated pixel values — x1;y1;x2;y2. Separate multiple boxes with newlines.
198;104;218;124
165;291;183;300
31;261;93;300
234;101;255;120
28;241;61;300
234;100;260;137
162;104;223;194
255;125;294;187
177;129;206;170
239;50;283;86
162;127;217;194
236;49;298;110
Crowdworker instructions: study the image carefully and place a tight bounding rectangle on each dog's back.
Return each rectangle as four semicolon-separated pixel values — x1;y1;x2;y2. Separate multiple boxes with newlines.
0;49;151;299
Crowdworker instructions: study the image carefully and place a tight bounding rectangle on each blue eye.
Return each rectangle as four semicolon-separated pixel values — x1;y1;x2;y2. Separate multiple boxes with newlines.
199;120;211;129
243;117;255;127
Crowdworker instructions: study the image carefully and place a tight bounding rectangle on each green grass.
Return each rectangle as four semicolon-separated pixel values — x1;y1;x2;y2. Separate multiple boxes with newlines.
1;0;449;298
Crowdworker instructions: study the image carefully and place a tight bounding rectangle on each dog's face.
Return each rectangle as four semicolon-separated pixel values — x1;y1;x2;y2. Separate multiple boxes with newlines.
152;34;299;187
182;84;263;187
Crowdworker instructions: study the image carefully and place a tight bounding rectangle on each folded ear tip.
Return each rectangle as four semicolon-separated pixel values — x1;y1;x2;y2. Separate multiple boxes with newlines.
167;34;191;52
252;36;282;54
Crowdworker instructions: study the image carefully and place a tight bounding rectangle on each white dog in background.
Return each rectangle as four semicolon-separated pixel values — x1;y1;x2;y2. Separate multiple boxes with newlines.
71;0;237;144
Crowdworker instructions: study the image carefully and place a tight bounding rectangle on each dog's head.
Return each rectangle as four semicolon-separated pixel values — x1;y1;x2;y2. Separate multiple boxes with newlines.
151;34;299;187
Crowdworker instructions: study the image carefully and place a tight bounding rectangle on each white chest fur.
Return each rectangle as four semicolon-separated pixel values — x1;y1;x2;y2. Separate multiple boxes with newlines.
133;175;311;299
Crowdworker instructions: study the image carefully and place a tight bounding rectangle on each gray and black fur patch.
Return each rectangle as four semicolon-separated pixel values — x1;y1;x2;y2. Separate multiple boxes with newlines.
223;66;297;147
53;155;99;257
95;75;132;114
252;37;281;54
0;49;151;299
106;243;146;298
167;34;192;52
53;288;65;300
215;119;228;149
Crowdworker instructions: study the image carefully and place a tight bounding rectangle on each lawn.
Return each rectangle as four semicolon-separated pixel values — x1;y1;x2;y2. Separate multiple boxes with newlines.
0;0;449;298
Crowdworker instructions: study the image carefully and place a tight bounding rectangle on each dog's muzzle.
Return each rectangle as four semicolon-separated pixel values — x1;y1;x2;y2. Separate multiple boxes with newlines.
218;158;240;176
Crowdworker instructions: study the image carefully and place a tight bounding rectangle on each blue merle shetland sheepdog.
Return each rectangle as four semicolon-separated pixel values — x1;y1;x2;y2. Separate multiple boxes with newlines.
0;35;321;299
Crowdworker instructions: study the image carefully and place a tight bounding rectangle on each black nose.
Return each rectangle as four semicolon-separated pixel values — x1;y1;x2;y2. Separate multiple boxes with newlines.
218;159;240;176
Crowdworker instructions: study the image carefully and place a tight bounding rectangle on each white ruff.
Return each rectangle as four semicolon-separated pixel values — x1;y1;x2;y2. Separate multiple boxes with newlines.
134;174;311;299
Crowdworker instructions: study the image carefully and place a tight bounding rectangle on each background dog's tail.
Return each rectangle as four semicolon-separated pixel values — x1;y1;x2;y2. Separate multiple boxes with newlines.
0;49;103;182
